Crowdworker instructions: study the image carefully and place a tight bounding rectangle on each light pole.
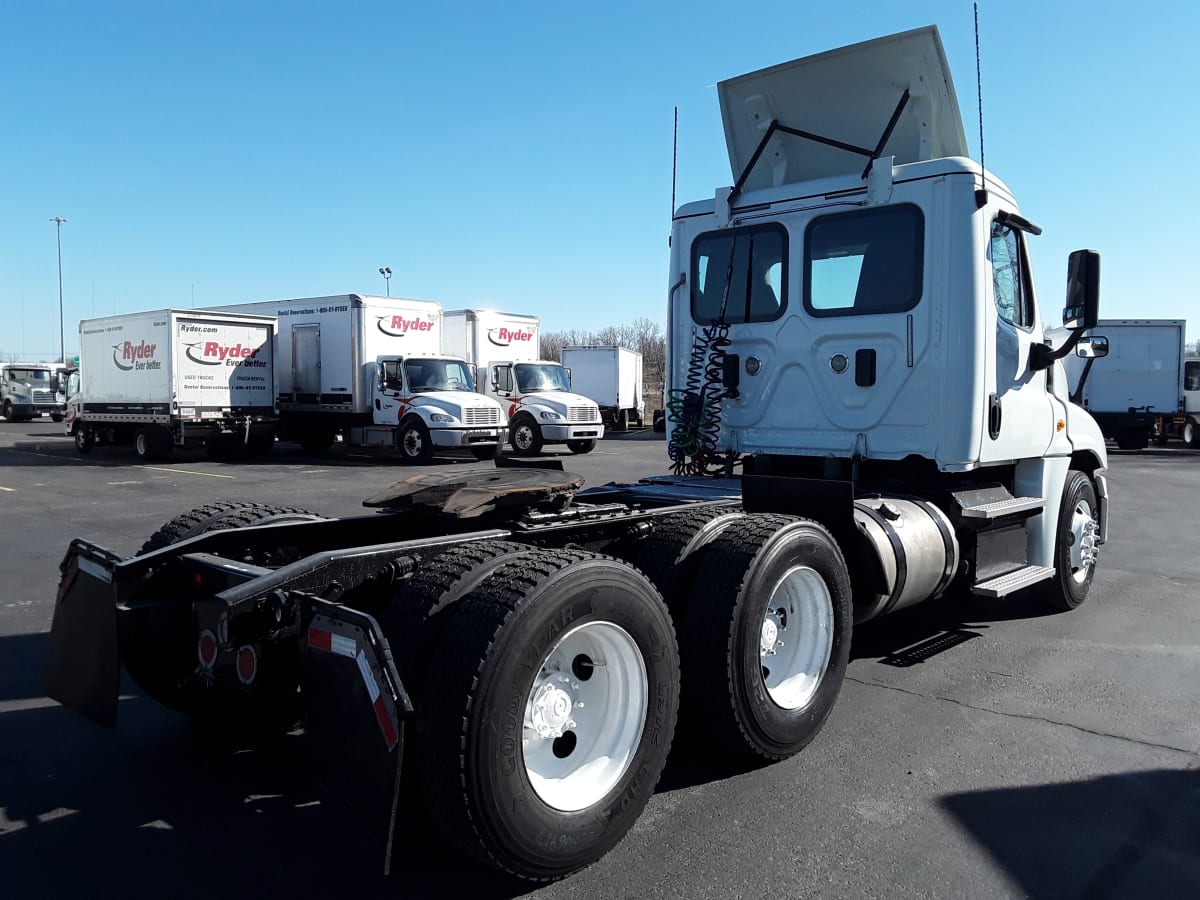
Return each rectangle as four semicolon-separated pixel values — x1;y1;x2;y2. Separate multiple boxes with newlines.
51;217;68;363
378;266;392;297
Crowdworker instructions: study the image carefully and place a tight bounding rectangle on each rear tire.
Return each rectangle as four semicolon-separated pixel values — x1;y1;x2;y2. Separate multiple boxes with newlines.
135;427;173;461
679;514;852;760
1043;470;1099;612
614;408;629;432
297;429;335;454
126;502;327;731
417;549;679;880
74;426;94;454
566;438;595;454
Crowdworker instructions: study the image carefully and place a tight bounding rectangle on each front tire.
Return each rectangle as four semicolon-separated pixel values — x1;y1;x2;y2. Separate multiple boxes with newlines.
2;401;12;422
398;417;435;464
566;438;595;454
679;514;852;760
509;415;543;455
1185;419;1199;447
417;549;679;880
1043;470;1100;612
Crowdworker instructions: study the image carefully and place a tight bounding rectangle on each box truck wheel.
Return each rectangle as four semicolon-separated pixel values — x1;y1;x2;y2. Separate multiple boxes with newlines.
1185;419;1199;447
135;427;173;461
416;549;679;880
297;429;335;454
614;408;629;432
509;415;544;455
566;439;595;454
74;426;94;454
2;400;13;422
398;416;435;464
1043;470;1100;612
679;514;851;760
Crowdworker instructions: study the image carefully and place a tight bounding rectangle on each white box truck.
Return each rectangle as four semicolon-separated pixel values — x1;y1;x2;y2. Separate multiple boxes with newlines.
1;362;58;421
69;309;278;460
1183;355;1200;445
1067;319;1185;449
214;295;506;462
444;309;604;454
559;345;645;430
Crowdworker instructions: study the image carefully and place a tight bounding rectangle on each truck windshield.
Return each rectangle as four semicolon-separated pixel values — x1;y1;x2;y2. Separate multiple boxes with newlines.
405;358;476;392
515;363;570;393
6;368;51;383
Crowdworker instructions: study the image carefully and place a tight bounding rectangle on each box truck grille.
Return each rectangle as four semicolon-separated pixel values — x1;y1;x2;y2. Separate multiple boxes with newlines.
568;406;597;422
463;407;500;426
32;389;55;406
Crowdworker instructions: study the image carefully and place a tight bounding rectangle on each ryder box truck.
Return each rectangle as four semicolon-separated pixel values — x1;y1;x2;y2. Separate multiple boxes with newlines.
69;309;277;460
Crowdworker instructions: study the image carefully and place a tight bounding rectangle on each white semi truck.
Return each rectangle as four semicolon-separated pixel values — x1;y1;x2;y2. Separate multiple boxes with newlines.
48;27;1109;883
0;362;58;421
213;295;507;462
1066;319;1186;449
444;308;604;454
560;344;645;431
69;309;278;460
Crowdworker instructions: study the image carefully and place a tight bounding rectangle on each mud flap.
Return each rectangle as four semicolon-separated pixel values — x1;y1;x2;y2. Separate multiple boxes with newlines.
45;542;123;727
300;599;412;876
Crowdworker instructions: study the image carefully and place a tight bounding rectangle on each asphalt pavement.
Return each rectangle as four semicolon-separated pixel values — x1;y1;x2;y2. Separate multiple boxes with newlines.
0;420;1197;899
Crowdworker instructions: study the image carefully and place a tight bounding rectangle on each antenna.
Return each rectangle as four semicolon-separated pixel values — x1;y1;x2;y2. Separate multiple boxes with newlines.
974;2;988;208
670;106;678;244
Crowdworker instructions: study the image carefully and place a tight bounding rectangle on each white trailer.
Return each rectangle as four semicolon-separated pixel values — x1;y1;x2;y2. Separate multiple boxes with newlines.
559;345;645;430
1067;319;1185;449
214;295;506;462
1;363;57;421
70;309;278;460
444;309;604;454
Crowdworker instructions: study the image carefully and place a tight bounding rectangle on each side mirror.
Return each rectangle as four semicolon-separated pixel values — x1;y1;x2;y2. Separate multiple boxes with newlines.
564;367;572;386
1063;249;1100;330
1075;335;1109;359
376;362;386;390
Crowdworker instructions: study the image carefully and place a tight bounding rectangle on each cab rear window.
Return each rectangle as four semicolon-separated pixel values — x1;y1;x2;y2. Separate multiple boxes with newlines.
691;224;787;325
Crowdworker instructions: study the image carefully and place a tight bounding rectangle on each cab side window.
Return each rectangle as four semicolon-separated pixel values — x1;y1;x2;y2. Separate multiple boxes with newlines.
990;220;1033;328
1185;361;1200;392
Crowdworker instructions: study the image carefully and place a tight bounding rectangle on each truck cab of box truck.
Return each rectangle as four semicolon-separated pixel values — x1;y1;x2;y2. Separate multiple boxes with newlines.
443;309;604;455
364;352;507;462
667;26;1108;596
1;363;56;421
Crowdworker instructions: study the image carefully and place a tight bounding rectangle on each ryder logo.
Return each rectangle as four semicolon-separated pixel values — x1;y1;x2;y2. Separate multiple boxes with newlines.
487;327;535;347
377;314;436;337
185;342;265;367
112;340;160;372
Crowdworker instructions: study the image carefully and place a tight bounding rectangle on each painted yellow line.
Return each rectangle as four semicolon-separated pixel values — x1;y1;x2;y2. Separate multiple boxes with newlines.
1;447;234;479
136;465;235;479
0;486;14;492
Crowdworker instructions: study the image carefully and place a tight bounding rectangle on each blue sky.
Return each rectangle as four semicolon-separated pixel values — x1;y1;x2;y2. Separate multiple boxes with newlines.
3;1;1197;360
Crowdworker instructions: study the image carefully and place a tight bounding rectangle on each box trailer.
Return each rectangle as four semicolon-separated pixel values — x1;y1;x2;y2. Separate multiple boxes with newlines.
68;309;277;460
444;308;604;454
1067;319;1185;449
48;27;1111;884
559;344;645;430
213;295;506;461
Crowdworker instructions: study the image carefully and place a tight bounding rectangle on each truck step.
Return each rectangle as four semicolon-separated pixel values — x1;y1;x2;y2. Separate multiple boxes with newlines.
971;565;1055;598
959;496;1045;520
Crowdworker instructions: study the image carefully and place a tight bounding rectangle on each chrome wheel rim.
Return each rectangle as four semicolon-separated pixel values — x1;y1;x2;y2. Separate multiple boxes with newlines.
1068;498;1099;583
759;565;834;710
514;424;534;451
522;621;647;812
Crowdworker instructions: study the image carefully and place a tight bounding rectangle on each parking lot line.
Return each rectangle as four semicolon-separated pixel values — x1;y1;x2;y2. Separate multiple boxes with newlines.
1;447;235;479
0;486;13;492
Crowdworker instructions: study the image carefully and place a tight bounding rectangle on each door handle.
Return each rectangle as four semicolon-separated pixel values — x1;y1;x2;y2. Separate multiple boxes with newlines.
988;393;1002;439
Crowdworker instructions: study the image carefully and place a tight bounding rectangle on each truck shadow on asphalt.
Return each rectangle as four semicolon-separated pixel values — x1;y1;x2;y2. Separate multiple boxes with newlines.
940;769;1200;897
